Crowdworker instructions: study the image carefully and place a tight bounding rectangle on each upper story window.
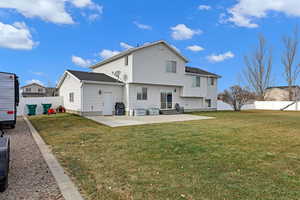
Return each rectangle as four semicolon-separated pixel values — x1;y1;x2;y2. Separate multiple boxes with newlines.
38;88;43;92
137;87;147;100
210;78;215;86
69;92;74;102
125;56;129;66
25;88;31;92
192;76;201;87
166;61;177;73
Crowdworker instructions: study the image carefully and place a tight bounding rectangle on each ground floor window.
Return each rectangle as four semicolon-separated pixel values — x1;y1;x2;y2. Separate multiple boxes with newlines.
137;87;147;100
69;92;74;102
205;99;211;108
161;92;172;109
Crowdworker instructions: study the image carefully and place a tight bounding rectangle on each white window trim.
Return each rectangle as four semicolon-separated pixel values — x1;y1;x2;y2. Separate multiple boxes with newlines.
160;90;173;110
69;92;74;103
125;56;129;66
137;87;147;101
166;60;177;73
209;78;215;86
192;76;201;88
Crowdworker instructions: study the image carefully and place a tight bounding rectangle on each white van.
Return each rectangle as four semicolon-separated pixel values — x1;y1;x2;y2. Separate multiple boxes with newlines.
0;72;19;128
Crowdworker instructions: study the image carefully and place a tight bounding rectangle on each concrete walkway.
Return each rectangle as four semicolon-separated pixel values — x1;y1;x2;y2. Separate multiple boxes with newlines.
86;114;214;127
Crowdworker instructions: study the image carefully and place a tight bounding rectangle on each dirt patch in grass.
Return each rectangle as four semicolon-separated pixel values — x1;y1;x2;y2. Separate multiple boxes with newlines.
30;111;300;200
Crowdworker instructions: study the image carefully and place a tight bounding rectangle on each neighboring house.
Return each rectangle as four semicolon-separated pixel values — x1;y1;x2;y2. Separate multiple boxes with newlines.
21;83;58;97
264;86;300;101
57;40;221;116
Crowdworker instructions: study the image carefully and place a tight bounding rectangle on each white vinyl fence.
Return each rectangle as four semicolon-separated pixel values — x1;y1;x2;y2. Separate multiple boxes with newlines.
217;100;255;111
17;96;63;116
254;101;300;111
217;100;300;111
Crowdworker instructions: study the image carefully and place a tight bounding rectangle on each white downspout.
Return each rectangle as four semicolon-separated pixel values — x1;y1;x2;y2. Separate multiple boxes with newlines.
80;81;84;116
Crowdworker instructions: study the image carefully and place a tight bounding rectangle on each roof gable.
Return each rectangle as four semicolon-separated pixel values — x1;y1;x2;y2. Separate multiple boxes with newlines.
21;82;45;89
90;40;188;69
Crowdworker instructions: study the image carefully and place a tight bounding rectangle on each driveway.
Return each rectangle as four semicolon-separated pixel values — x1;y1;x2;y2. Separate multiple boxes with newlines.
0;117;64;200
86;114;214;127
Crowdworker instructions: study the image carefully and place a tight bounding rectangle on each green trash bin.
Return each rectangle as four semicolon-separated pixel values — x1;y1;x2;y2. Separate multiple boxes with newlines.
42;104;52;114
27;104;37;116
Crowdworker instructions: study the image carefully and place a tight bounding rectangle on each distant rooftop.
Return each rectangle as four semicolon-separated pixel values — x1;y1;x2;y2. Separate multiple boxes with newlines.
266;86;300;90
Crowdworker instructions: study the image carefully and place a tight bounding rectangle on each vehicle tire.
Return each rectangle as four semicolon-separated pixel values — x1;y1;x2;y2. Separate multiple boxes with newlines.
0;176;8;192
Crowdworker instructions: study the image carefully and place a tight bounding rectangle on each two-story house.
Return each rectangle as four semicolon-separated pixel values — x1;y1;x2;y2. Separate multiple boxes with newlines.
21;83;58;97
57;40;221;116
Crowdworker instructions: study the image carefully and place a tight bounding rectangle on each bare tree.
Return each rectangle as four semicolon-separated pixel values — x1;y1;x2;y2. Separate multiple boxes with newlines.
244;35;273;100
219;86;255;111
282;27;300;101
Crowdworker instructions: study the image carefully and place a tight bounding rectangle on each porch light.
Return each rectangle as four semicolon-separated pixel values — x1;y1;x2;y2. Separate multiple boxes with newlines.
99;89;102;95
174;89;176;93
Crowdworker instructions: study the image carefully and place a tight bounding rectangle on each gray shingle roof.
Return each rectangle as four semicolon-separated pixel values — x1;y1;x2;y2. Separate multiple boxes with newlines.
67;70;123;83
185;66;220;78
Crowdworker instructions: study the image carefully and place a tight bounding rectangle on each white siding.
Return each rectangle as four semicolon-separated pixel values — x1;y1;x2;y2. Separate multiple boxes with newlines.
92;55;133;83
82;83;123;114
59;74;82;112
128;84;208;112
132;44;186;86
181;74;208;97
132;44;218;101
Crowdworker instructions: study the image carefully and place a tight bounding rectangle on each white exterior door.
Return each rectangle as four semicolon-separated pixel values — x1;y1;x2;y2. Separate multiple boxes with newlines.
103;92;113;115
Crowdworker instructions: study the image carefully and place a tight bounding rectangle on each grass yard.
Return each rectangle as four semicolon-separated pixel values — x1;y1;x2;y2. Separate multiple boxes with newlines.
29;111;300;200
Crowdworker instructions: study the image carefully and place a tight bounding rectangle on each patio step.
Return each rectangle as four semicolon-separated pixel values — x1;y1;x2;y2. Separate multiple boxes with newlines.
160;109;183;115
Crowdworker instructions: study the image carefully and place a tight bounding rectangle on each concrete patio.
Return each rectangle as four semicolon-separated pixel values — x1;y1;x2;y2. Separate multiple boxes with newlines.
86;114;214;127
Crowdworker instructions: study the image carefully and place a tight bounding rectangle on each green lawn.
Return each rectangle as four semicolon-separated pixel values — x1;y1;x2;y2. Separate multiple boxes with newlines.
29;111;300;200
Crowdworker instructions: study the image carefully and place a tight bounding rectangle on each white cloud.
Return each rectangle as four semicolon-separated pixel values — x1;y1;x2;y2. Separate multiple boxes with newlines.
0;0;103;24
31;71;44;76
133;21;152;30
0;21;37;50
186;45;204;52
207;51;234;62
225;0;300;28
171;24;202;40
120;42;133;50
69;0;92;8
99;49;120;59
0;0;74;24
88;14;100;21
198;5;211;10
72;55;91;67
25;79;44;85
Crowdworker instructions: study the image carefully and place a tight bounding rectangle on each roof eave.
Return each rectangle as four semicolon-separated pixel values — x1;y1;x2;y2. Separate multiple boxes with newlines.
81;80;124;86
185;72;221;78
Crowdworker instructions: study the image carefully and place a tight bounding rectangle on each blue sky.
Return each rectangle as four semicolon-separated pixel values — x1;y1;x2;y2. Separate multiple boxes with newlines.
0;0;300;91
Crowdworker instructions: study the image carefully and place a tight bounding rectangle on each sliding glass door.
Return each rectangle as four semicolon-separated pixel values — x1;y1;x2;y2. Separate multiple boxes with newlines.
160;92;172;109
